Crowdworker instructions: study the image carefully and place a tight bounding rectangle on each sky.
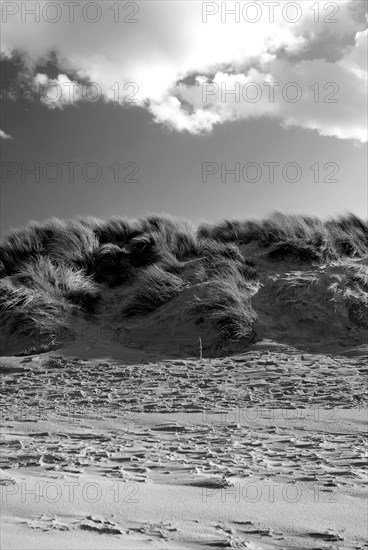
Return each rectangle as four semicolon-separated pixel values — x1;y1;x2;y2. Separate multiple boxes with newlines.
1;0;367;235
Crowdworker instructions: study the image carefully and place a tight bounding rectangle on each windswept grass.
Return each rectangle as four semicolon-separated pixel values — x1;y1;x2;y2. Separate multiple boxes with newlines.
0;257;101;349
0;276;71;343
91;214;197;261
0;218;99;276
328;262;368;327
122;265;188;317
15;257;101;311
140;214;198;260
0;221;45;276
196;256;258;283
196;238;245;263
186;277;258;342
43;219;98;269
197;212;368;262
94;216;142;245
1;211;366;352
127;232;173;267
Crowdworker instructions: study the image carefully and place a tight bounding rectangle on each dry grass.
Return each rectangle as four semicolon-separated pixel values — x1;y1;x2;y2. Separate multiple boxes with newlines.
122;265;188;317
328;262;368;326
0;257;101;348
1;212;366;349
185;277;258;343
197;212;368;262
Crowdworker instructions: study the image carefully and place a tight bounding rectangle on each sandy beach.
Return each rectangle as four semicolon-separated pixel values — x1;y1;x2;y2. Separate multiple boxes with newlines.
1;338;367;549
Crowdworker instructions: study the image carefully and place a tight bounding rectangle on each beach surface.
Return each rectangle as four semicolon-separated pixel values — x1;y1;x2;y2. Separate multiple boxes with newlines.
1;341;367;549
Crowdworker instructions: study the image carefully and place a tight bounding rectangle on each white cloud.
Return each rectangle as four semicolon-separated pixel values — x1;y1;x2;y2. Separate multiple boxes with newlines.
1;0;366;141
276;29;368;142
165;29;367;141
150;95;222;133
0;129;13;140
33;73;84;109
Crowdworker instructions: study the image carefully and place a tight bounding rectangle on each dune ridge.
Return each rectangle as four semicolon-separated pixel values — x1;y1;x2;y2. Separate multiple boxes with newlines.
0;211;367;356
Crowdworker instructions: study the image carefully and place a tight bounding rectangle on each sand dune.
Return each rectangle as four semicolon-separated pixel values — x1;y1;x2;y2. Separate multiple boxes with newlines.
1;215;367;548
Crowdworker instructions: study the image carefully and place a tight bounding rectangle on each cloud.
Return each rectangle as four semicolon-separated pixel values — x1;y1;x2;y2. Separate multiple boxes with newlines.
33;73;84;109
0;129;13;140
1;0;366;140
276;29;368;142
163;29;367;142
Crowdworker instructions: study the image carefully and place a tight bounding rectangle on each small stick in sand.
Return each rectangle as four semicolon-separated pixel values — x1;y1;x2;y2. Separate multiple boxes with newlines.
198;336;203;360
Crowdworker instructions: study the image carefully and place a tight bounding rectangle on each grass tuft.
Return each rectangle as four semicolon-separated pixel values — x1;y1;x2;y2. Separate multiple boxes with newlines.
0;257;101;348
122;265;188;317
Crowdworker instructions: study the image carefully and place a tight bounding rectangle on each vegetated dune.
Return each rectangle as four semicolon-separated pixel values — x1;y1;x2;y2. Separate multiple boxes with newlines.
0;212;367;357
1;212;368;550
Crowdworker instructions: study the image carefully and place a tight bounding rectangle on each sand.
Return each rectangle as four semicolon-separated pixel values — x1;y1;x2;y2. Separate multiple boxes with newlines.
1;339;367;549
